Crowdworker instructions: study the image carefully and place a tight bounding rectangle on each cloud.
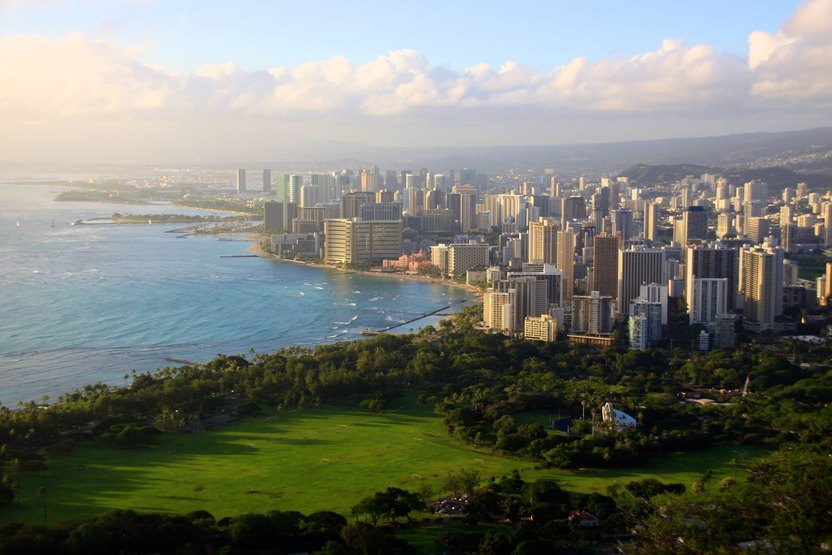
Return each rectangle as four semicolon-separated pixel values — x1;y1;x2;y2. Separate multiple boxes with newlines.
748;0;832;104
0;0;831;162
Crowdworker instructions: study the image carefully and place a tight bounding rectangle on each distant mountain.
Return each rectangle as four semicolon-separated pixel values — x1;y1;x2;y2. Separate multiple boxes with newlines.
261;127;832;180
618;162;831;190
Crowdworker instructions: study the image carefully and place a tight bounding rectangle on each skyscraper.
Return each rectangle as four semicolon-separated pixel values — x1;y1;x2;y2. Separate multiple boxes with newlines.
556;230;575;303
644;202;659;241
618;246;666;317
685;244;740;311
739;244;784;331
261;169;271;193
236;168;246;194
681;205;708;243
610;208;634;242
592;233;621;299
528;217;558;265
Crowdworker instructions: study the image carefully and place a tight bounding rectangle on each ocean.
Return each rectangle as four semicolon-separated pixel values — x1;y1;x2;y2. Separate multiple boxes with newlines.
0;181;470;406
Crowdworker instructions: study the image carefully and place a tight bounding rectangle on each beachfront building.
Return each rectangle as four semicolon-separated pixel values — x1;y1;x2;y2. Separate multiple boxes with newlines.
324;218;402;266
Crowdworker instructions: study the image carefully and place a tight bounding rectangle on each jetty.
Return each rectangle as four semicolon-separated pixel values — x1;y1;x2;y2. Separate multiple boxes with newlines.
361;298;470;335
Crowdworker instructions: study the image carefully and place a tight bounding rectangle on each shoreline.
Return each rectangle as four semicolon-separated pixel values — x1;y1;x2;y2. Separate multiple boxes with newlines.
245;236;484;300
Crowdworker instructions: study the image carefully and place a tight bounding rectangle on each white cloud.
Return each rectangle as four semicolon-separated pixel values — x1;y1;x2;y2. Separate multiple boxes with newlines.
1;0;831;162
748;0;832;103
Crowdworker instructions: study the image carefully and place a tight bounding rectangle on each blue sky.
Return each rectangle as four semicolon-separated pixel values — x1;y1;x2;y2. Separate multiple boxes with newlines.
0;0;829;163
1;1;801;71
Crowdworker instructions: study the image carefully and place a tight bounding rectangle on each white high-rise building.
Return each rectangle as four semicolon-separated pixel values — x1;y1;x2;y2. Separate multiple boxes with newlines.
527;217;559;265
688;278;728;325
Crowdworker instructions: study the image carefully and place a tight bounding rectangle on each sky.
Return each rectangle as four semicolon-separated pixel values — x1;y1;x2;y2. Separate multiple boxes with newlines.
1;0;830;164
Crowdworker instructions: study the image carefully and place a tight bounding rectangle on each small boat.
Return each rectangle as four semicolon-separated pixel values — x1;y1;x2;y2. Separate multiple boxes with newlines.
16;221;20;228
50;220;55;228
148;219;152;225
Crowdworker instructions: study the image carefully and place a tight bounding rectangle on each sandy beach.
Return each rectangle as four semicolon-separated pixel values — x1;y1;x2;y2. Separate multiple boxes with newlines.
246;236;484;299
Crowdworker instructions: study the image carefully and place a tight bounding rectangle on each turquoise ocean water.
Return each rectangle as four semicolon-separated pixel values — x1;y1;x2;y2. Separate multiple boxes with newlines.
0;181;469;405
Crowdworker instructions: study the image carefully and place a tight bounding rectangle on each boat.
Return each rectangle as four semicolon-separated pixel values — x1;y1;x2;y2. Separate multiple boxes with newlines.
50;220;55;228
16;221;20;228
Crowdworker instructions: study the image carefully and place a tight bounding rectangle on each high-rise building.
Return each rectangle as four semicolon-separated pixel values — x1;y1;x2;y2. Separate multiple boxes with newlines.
360;202;402;221
524;314;558;342
262;169;272;193
447;243;490;276
341;192;376;219
556;230;575;303
459;168;477;186
745;216;770;245
561;196;587;229
743;180;768;203
739;244;784;331
629;299;663;345
610;209;634;242
644;202;659;241
507;263;564;309
275;174;301;203
628;315;649;350
639;283;668;325
617;246;666;317
717;213;734;238
323;219;403;266
822;203;832;246
236;168;246;194
593;233;621;299
264;201;297;233
493;276;549;331
571;291;615;335
686;244;740;311
681;206;708;244
528;217;559;265
484;290;514;332
688;278;728;325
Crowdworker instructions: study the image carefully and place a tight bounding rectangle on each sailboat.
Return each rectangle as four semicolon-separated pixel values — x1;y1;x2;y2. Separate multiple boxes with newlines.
16;221;20;228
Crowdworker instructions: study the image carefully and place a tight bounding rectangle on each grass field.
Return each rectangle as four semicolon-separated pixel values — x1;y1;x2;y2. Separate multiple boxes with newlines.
1;398;769;525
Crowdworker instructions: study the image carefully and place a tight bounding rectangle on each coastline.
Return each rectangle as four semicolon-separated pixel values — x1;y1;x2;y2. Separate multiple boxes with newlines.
245;236;484;299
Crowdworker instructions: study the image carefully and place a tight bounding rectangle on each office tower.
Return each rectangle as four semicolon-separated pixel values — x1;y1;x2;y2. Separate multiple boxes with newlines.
610;209;634;242
685;244;740;311
688;278;728;325
376;189;396;203
618;246;666;316
275;174;301;203
562;196;587;229
528;217;559;265
644;202;658;241
745;216;770;245
739;244;784;331
524;314;558;342
571;291;615;334
264;201;297;233
299;184;319;208
236;168;246;194
682;206;708;243
324;219;403;266
262;169;272;193
556;230;575;303
593;233;621;299
341;192;375;219
428;243;490;276
459;168;477;186
823;203;832;246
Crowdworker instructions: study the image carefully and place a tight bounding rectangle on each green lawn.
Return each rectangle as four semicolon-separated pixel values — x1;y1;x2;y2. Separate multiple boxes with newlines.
1;398;769;526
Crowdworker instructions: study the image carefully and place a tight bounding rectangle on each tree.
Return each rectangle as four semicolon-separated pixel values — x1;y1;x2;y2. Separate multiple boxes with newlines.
444;468;481;498
36;487;46;525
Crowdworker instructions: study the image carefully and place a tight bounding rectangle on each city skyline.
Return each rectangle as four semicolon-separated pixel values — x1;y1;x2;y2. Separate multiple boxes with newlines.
1;0;830;163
